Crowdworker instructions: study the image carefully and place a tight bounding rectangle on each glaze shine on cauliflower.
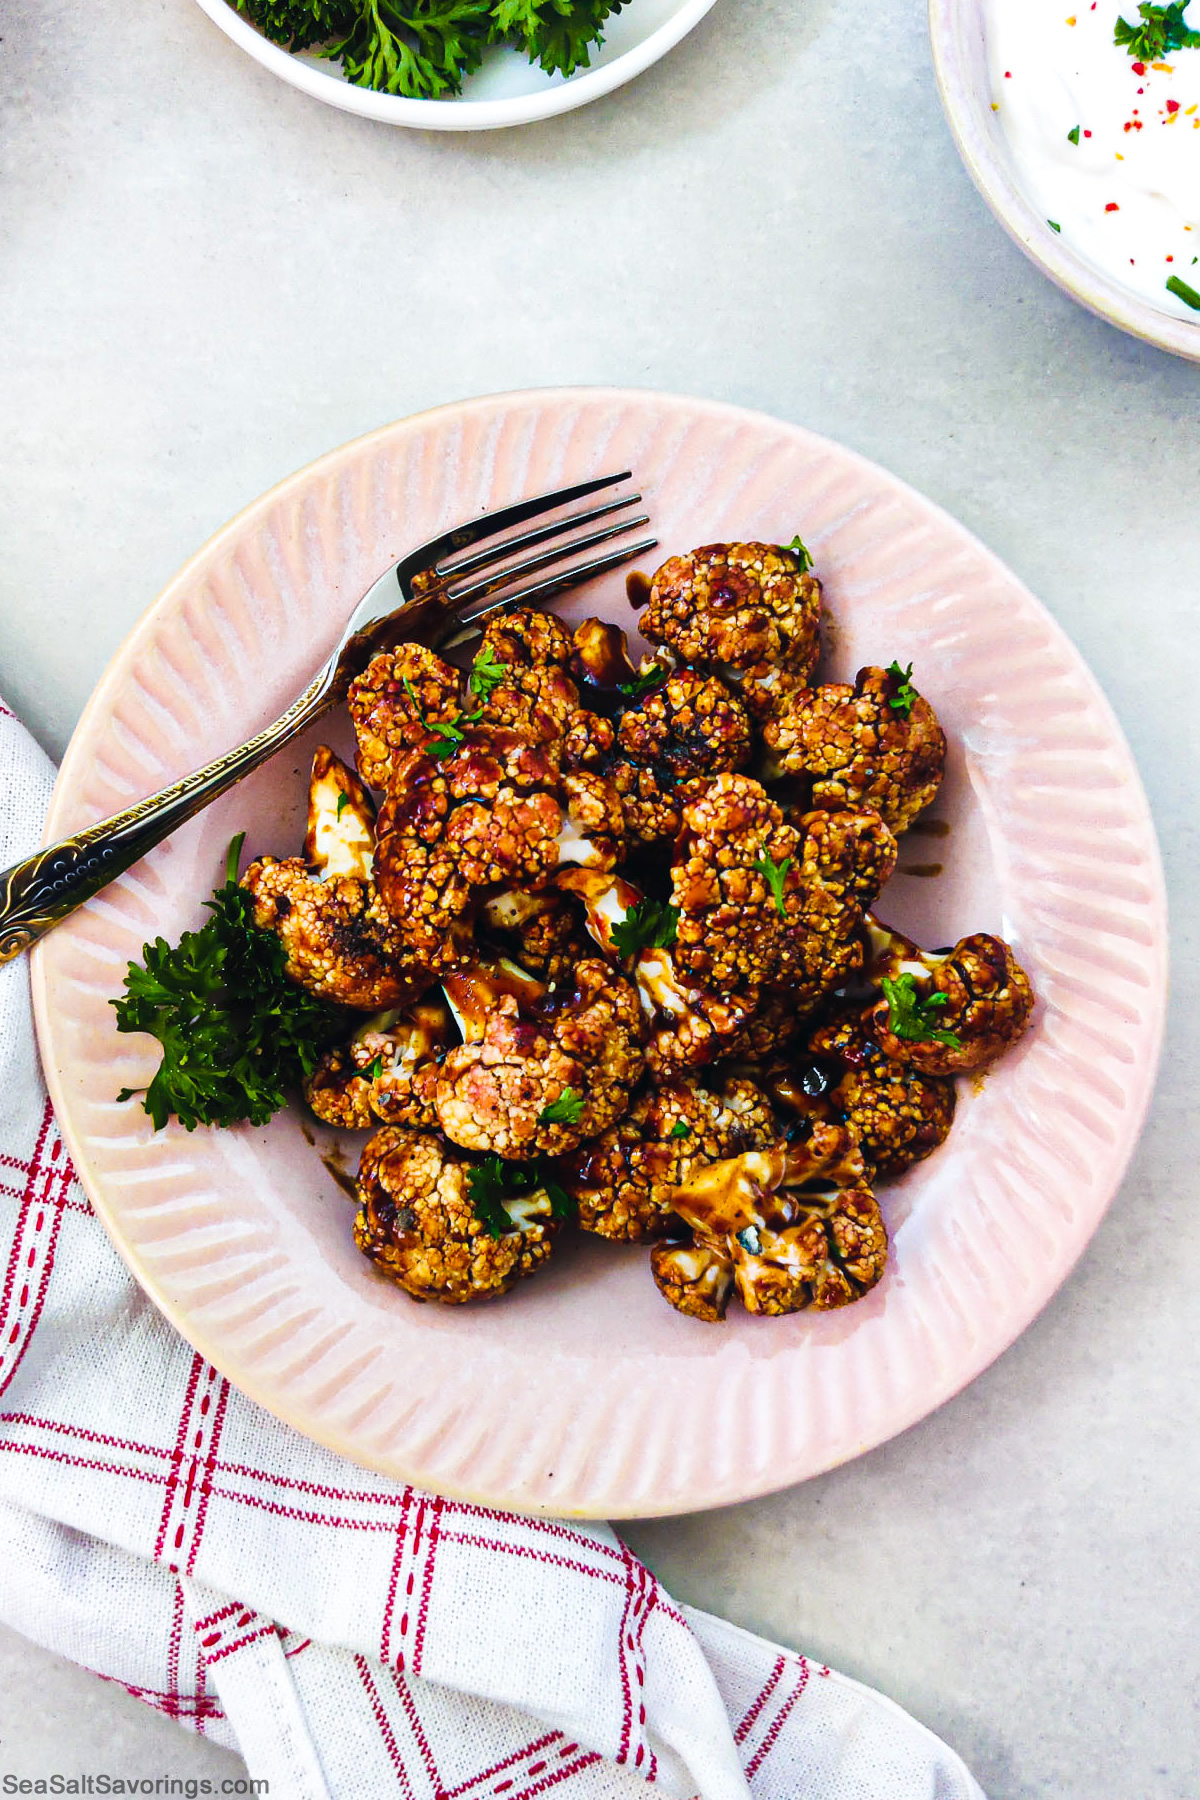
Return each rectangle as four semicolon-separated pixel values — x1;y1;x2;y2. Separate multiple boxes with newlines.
114;538;1036;1324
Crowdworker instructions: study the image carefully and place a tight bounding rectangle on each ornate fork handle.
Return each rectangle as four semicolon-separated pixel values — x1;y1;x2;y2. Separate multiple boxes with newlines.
0;676;331;967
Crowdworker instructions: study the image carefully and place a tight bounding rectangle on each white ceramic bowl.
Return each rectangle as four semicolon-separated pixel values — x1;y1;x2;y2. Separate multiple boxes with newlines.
929;0;1200;362
192;0;718;129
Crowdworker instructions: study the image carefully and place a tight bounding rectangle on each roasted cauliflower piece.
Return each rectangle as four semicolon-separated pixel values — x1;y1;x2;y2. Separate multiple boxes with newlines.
561;867;757;1080
569;617;642;697
347;645;466;791
480;888;593;984
374;738;623;967
770;807;899;1014
640;542;822;721
354;1127;558;1304
670;774;803;1001
305;996;452;1131
561;1075;778;1242
771;1007;957;1180
608;669;753;847
435;958;645;1158
865;921;1035;1076
764;664;946;835
242;748;429;1010
651;1122;887;1321
472;610;581;742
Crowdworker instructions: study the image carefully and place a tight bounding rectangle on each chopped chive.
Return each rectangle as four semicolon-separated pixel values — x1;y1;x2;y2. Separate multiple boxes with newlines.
1167;274;1200;310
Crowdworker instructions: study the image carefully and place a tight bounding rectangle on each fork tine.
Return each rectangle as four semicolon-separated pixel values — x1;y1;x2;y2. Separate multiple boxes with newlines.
432;490;644;586
395;470;633;589
441;511;652;614
438;534;659;650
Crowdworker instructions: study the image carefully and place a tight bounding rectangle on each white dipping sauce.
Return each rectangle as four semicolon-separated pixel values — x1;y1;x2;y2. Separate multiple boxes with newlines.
988;2;1200;321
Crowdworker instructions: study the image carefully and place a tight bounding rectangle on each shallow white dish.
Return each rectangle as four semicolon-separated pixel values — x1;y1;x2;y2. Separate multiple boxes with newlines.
192;0;718;129
929;0;1200;362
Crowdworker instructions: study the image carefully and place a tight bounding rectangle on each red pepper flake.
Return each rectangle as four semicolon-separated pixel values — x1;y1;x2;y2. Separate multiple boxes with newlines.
1132;60;1146;74
1005;70;1012;78
1167;99;1181;113
1084;128;1093;137
1106;202;1120;211
1167;255;1175;262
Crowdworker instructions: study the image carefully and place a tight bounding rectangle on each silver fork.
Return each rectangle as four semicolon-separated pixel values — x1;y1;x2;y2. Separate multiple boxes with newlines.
0;472;655;965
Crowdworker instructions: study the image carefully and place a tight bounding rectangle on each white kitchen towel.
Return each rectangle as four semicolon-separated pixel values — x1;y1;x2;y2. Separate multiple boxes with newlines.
0;694;984;1800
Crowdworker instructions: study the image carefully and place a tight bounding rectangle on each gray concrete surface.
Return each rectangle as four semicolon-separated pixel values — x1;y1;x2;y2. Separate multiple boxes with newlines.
1;0;1197;1795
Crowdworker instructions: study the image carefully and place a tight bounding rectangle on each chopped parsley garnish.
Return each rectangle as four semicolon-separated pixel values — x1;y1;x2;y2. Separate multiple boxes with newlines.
1067;125;1081;145
610;898;680;959
1167;273;1200;310
886;660;919;716
335;791;351;819
669;1120;692;1141
1048;220;1062;233
467;646;510;702
365;1054;385;1081
618;663;669;701
782;535;814;573
880;973;962;1049
753;851;792;917
111;836;343;1131
466;1155;575;1239
1114;2;1200;58
538;1086;585;1127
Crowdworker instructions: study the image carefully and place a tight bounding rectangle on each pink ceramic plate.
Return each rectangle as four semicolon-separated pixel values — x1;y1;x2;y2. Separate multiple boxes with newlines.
32;389;1166;1519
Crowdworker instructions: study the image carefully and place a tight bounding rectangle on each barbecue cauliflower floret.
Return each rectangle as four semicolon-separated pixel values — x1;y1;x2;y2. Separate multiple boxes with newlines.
641;541;822;720
242;748;428;1010
561;868;757;1080
764;664;946;834
347;645;466;791
374;738;623;967
651;1122;887;1321
305;997;452;1130
469;608;590;743
607;669;753;847
771;808;899;1012
480;888;593;984
866;923;1035;1076
561;1076;778;1242
671;775;803;1000
774;1009;957;1179
354;1128;557;1304
435;958;645;1158
569;617;642;697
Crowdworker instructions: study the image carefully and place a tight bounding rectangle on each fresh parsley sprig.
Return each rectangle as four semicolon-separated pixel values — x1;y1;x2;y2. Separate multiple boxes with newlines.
618;664;669;702
885;660;919;717
880;973;962;1049
466;1155;575;1238
111;836;344;1131
669;1120;692;1141
467;646;510;702
782;535;814;574
610;898;680;959
1114;2;1200;58
538;1086;585;1127
754;851;792;917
